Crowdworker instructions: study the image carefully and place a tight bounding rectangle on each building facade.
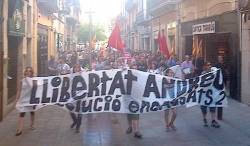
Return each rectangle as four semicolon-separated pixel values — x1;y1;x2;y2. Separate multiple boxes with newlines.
180;0;241;101
240;0;250;105
64;0;80;51
124;0;139;51
122;0;180;53
0;0;38;121
119;0;250;104
136;0;151;51
37;0;62;76
0;0;79;121
148;0;180;54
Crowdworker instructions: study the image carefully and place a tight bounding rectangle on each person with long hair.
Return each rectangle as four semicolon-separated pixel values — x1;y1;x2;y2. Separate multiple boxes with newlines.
15;67;35;136
164;68;177;132
69;64;83;133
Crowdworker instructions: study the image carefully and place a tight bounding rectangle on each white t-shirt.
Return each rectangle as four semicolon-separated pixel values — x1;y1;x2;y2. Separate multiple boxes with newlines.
169;65;184;79
57;63;71;75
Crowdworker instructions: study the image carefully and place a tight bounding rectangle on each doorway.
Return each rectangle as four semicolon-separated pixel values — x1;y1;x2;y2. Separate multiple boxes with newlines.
7;36;20;102
37;25;48;76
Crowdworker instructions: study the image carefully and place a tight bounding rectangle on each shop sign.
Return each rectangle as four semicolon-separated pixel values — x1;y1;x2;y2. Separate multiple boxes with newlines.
192;21;215;35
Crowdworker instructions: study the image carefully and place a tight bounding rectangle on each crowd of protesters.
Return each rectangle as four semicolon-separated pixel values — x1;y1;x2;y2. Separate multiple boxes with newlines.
15;47;228;138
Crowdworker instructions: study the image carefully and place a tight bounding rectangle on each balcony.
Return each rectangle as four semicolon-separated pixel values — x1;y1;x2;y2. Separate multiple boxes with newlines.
125;0;137;12
138;26;151;35
136;11;151;26
65;7;80;25
148;0;179;17
126;24;137;35
8;19;25;37
38;0;59;15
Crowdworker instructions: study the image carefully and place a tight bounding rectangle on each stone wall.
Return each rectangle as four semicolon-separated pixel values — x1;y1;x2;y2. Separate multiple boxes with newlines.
181;0;237;22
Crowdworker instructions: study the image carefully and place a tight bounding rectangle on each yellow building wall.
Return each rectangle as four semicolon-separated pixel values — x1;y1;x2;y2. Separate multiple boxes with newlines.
38;14;65;59
38;13;53;26
52;18;65;59
2;0;39;117
37;13;55;60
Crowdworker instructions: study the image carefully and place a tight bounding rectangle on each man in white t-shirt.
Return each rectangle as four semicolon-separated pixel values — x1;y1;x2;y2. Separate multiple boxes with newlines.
57;58;71;75
181;55;194;79
169;64;184;79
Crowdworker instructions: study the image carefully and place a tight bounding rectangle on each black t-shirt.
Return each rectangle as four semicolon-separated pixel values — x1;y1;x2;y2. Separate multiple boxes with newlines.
137;62;147;72
215;63;228;82
193;57;204;76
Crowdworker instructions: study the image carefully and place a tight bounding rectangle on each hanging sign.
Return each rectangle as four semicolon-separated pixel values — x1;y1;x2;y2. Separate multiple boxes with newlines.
192;21;215;35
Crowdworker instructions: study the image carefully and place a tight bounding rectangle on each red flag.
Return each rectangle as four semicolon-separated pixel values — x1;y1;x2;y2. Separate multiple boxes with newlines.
157;31;162;53
161;33;170;58
158;30;170;58
108;22;124;52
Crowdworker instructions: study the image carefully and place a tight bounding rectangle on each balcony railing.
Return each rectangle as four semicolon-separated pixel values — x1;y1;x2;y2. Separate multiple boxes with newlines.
148;0;179;16
38;0;59;14
65;7;80;25
8;19;25;37
149;0;179;9
136;11;151;25
125;0;137;11
138;26;151;35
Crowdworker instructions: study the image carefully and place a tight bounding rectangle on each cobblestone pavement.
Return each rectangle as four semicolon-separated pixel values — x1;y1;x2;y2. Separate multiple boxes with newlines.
0;98;250;146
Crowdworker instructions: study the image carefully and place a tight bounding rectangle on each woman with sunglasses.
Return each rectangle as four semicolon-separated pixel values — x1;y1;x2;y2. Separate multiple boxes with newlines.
15;67;36;136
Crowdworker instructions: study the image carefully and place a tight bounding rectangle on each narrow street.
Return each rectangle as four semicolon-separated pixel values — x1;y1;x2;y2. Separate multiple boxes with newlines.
0;98;250;146
1;1;250;146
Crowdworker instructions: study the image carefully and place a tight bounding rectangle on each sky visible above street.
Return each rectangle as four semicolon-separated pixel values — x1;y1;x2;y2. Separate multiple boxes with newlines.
80;0;123;25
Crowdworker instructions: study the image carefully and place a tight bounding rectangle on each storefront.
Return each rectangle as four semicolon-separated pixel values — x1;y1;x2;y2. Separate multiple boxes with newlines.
167;22;177;54
7;0;24;103
181;11;241;101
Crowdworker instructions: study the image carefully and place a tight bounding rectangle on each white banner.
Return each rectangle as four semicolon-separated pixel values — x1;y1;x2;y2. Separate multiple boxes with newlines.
192;21;215;35
16;69;227;114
